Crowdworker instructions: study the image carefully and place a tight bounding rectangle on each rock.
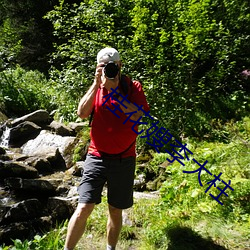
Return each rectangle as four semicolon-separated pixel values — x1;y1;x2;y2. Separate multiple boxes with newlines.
134;173;146;191
47;197;76;221
0;222;32;245
44;148;67;170
25;156;53;174
67;186;78;198
49;121;74;136
0;161;38;179
21;130;77;168
11;109;51;127
68;121;88;133
9;121;41;147
4;178;58;196
0;111;8;124
32;216;53;233
1;199;42;224
66;161;84;177
0;147;6;155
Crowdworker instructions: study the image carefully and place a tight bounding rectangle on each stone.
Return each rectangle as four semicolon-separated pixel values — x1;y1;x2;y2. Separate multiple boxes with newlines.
21;130;77;168
1;199;42;224
0;222;32;245
0;111;8;124
4;178;58;196
134;173;146;191
9;121;41;147
25;156;53;174
0;161;38;179
68;121;88;133
66;161;84;177
0;147;6;155
47;197;76;221
49;120;74;136
11;109;51;127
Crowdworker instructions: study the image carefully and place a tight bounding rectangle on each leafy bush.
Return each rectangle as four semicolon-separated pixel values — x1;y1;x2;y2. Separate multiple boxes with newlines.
0;221;67;250
43;0;250;139
0;66;55;116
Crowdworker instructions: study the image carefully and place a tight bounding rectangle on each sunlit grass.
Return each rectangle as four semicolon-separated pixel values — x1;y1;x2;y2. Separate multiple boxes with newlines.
1;118;249;249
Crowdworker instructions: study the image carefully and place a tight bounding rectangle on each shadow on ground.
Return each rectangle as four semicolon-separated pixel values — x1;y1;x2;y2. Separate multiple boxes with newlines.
167;226;228;250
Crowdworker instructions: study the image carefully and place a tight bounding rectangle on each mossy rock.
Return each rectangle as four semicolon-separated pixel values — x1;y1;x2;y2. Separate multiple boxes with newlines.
0;111;8;124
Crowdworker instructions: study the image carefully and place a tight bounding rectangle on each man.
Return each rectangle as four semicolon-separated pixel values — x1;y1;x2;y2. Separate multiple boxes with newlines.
64;47;149;250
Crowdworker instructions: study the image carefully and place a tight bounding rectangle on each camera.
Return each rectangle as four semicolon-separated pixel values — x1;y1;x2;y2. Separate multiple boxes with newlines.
103;61;119;79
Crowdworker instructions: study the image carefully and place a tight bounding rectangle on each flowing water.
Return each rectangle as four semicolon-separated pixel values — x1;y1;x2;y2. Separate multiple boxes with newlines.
0;126;10;148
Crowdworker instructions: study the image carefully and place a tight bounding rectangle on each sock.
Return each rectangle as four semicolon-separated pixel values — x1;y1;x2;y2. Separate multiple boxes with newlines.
107;245;116;250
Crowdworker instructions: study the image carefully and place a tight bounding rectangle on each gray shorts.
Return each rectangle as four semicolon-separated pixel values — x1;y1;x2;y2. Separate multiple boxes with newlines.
77;154;136;209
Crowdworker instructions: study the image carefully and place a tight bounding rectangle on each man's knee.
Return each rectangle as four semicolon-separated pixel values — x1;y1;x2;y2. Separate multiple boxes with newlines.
108;204;122;218
74;203;95;220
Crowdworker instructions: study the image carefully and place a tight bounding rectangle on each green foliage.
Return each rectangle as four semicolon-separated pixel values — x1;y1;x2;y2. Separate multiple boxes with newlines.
0;0;57;72
0;221;67;250
1;119;249;249
73;127;90;163
0;66;55;116
159;120;250;219
42;0;250;139
1;0;250;131
0;18;23;70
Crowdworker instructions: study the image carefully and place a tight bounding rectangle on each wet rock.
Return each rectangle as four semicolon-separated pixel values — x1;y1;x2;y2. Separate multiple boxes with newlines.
134;173;146;191
66;161;84;177
47;197;76;221
1;199;42;224
21;130;77;168
11;109;51;127
0;147;6;155
0;161;38;179
9;121;41;147
68;121;88;133
4;178;59;196
44;148;66;170
49;120;74;136
0;111;8;124
25;156;53;174
0;222;32;245
32;216;53;233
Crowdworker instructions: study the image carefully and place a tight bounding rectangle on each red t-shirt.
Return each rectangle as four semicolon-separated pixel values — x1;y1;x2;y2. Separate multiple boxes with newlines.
88;76;150;158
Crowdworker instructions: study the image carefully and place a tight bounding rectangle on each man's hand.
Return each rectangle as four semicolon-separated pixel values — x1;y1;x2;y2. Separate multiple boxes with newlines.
101;73;119;92
94;63;104;87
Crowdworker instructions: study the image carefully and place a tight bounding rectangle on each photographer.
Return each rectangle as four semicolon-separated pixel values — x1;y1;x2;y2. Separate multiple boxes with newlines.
64;48;149;250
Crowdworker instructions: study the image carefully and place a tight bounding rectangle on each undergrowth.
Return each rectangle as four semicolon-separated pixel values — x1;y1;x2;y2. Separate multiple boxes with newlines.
1;117;249;249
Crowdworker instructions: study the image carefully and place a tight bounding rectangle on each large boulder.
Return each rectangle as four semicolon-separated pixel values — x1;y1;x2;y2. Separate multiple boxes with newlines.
49;121;74;136
0;222;32;245
4;178;59;196
11;109;51;127
0;199;43;225
9;121;41;147
0;161;38;179
21;130;77;168
47;197;76;221
24;156;53;174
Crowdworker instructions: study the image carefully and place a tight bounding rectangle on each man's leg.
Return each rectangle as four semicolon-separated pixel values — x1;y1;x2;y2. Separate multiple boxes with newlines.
107;204;123;249
64;203;95;250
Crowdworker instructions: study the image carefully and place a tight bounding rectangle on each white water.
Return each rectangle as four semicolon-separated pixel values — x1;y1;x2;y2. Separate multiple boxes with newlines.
0;126;10;148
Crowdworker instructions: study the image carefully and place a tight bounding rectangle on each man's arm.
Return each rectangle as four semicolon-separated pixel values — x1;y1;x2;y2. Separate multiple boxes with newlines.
77;80;99;119
77;64;103;119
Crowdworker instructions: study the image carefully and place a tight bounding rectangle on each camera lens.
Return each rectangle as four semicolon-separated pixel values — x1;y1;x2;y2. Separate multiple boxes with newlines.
104;62;119;79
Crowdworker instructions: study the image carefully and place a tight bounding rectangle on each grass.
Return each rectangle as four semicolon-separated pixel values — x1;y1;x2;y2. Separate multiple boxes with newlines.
1;117;250;249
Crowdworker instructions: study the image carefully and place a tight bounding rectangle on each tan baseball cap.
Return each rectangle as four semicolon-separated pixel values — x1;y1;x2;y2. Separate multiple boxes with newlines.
97;47;120;63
